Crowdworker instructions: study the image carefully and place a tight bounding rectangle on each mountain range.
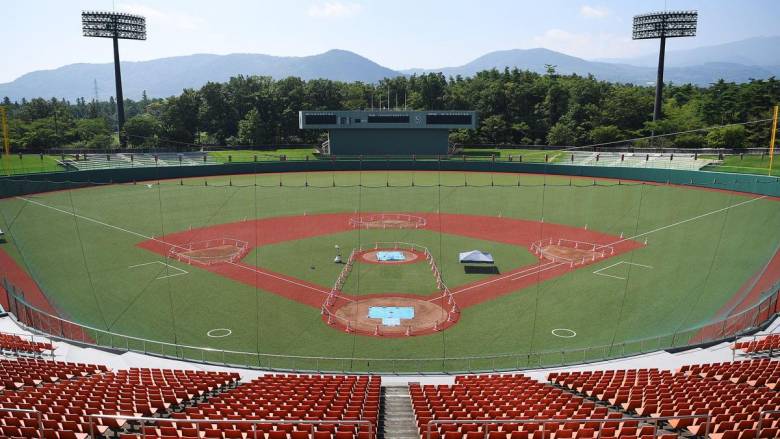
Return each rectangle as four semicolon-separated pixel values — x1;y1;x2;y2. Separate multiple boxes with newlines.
2;36;779;102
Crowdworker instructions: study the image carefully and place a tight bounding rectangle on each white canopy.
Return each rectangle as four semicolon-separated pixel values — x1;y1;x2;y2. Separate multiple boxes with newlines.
459;250;494;264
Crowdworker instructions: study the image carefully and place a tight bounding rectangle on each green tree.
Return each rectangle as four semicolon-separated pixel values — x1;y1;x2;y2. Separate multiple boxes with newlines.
480;115;509;143
706;125;748;148
123;114;162;147
237;109;266;146
547;119;577;146
69;118;111;146
589;125;622;144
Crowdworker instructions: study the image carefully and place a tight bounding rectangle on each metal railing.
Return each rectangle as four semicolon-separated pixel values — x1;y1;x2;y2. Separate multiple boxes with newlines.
731;333;780;360
0;330;55;358
758;410;780;438
86;414;374;439
530;238;615;267
424;415;711;439
0;408;43;435
3;277;779;374
4;148;778;177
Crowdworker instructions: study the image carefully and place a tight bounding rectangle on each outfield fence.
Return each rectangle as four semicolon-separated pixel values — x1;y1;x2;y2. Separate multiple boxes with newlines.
3;277;779;374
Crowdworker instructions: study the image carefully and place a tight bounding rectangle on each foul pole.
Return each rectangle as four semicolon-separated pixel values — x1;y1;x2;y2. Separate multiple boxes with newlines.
0;107;9;176
770;105;778;177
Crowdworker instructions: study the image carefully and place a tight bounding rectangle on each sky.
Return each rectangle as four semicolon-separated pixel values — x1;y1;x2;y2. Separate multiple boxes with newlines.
2;0;779;83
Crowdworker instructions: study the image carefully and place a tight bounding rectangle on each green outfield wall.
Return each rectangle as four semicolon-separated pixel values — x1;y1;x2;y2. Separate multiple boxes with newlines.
1;160;778;198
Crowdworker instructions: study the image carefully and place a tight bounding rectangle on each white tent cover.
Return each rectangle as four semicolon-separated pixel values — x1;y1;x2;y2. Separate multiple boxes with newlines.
459;250;494;264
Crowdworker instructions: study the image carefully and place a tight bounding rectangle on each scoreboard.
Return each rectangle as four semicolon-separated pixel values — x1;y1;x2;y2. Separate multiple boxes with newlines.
300;110;477;130
299;110;477;156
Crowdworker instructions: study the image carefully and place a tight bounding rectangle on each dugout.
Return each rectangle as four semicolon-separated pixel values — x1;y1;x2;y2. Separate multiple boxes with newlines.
299;110;477;156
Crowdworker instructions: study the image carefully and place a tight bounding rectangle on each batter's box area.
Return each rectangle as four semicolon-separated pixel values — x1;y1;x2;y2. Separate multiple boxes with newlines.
593;261;653;280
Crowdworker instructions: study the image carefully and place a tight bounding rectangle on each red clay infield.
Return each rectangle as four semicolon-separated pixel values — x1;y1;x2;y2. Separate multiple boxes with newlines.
136;212;644;336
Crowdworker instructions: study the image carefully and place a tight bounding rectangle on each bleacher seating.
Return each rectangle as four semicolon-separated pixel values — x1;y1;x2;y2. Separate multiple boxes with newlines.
0;358;104;391
1;337;779;439
136;374;381;438
411;374;627;439
734;336;780;357
679;359;780;390
550;366;780;438
0;360;237;439
0;334;53;356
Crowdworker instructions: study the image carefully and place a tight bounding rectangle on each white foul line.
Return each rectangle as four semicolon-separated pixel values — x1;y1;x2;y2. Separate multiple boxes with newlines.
439;195;768;300
18;196;331;295
592;261;653;280
128;261;188;280
429;260;566;302
599;195;768;249
19;192;766;300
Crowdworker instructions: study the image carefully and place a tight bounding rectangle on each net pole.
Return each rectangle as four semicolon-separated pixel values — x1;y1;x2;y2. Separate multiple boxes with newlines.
769;105;778;177
1;107;9;176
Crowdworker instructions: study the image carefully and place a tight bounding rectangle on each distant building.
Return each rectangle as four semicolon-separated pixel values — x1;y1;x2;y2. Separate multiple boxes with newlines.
299;110;477;156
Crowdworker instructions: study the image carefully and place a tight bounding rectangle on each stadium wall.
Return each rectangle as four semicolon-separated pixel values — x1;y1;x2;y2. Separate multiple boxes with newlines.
0;161;778;198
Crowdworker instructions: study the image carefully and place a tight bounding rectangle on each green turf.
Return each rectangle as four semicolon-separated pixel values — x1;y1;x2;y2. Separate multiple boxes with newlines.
457;148;569;162
209;149;317;163
0;171;778;372
248;229;538;296
0;154;63;175
702;154;780;175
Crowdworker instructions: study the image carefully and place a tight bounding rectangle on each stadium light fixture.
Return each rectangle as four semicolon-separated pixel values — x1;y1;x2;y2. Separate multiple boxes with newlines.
82;11;147;146
632;10;698;122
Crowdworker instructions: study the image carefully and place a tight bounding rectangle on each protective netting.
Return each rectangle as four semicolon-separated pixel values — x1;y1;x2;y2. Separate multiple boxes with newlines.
0;167;779;373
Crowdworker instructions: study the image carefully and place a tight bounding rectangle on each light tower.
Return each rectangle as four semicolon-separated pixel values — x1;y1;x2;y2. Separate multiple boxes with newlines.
632;11;698;122
82;11;147;146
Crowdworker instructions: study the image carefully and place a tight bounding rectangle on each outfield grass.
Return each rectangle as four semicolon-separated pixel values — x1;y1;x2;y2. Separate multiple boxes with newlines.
457;148;569;163
209;149;317;163
702;154;780;175
0;171;778;371
0;154;63;175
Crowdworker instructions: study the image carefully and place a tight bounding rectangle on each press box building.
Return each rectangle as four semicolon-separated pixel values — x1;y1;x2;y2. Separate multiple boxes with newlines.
299;110;477;156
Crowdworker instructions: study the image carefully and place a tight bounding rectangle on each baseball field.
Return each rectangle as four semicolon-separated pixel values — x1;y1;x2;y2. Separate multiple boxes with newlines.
0;170;778;372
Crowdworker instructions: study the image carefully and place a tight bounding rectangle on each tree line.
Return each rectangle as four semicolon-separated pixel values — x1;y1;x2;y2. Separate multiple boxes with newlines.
2;68;779;151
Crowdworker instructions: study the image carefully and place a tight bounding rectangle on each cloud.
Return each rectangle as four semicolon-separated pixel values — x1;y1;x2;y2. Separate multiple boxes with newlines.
118;2;205;31
580;5;610;18
530;28;641;59
307;1;362;18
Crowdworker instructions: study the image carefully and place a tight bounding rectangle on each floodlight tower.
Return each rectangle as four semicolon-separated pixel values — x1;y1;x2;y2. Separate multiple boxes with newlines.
82;11;146;146
632;11;697;122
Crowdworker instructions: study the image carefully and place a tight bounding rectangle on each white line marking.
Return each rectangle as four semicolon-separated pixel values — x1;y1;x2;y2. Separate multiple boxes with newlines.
20;192;765;302
129;261;188;280
598;195;768;250
593;260;653;280
626;262;653;269
438;196;765;301
206;328;232;338
552;328;577;338
18;196;331;295
510;261;563;280
429;261;566;302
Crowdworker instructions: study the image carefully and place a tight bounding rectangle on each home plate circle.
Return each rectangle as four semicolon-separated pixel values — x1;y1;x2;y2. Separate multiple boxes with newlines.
551;328;577;338
207;328;232;338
